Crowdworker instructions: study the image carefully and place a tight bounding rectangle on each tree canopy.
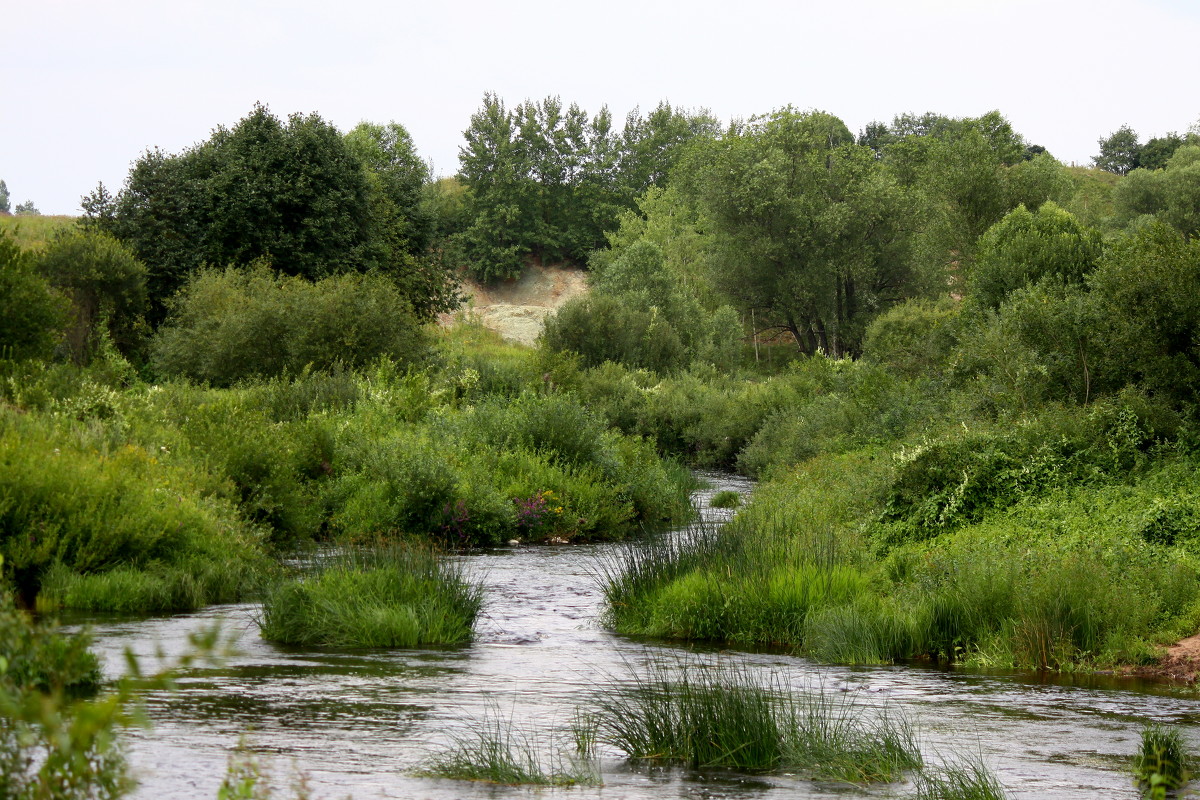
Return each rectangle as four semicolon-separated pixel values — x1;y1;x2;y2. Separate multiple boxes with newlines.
84;105;454;323
676;108;914;357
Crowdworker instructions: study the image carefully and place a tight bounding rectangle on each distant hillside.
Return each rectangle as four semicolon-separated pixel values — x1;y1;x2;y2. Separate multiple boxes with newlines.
0;214;77;251
441;263;589;346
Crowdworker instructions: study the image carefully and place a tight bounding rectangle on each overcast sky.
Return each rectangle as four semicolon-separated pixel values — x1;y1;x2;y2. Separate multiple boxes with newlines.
5;0;1198;215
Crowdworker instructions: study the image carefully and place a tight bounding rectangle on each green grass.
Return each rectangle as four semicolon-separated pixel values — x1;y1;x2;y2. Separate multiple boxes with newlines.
258;544;482;648
1134;724;1192;798
914;754;1010;800
595;658;921;783
420;713;601;786
0;215;78;251
0;404;267;612
709;489;741;508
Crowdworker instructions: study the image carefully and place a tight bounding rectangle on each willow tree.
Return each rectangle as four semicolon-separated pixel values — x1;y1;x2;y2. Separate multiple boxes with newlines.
678;108;916;357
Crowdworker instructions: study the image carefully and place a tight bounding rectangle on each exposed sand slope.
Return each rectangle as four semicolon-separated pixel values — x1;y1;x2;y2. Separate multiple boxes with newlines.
440;264;590;346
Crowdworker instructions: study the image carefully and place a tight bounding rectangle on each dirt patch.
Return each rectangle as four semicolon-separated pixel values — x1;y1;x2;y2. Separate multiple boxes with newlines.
1124;634;1200;683
439;264;590;346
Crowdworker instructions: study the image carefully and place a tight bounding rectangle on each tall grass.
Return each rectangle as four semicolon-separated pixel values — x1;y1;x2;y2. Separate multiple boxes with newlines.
1134;724;1192;799
421;712;600;786
914;754;1010;800
0;406;266;611
595;658;920;783
259;544;482;648
601;507;874;646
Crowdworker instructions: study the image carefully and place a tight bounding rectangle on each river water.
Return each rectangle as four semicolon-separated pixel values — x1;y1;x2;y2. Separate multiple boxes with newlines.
77;473;1200;799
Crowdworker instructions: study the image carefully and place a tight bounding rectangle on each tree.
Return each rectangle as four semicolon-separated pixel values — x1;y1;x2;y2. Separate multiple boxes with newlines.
344;120;431;252
1087;222;1200;400
678;108;916;357
34;230;147;364
0;231;66;360
877;110;1069;274
1094;125;1141;175
1140;133;1185;171
0;180;9;213
968;202;1103;310
14;201;38;216
1112;145;1200;239
454;95;719;282
82;104;412;322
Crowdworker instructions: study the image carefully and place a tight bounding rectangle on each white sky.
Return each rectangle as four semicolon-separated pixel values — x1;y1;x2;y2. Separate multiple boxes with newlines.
4;0;1198;215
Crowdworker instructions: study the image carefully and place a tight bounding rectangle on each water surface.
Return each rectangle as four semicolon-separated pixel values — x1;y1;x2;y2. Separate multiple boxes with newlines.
80;473;1199;799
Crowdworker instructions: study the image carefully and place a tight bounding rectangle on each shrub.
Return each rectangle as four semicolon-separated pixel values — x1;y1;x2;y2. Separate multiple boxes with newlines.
0;576;131;800
152;265;428;386
34;229;148;364
259;544;482;648
861;297;960;379
0;407;266;611
0;230;66;361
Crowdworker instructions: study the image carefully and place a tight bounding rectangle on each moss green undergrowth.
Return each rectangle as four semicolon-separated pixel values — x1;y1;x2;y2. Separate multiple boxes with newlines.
0;333;694;611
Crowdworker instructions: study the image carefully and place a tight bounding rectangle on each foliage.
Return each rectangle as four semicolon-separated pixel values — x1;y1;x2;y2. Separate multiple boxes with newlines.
34;229;148;364
83;105;370;318
14;200;39;216
678;107;915;357
0;404;265;611
0;572;127;800
455;94;717;281
259;544;482;647
152;265;428;386
1094;124;1142;175
1112;145;1200;239
967;202;1103;311
861;297;959;379
541;240;742;372
0;229;67;361
1086;222;1200;401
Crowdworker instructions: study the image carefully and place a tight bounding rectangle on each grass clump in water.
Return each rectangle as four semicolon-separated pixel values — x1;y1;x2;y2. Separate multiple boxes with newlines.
595;658;920;783
709;489;741;509
259;544;482;648
1134;723;1192;799
421;712;601;786
914;754;1010;799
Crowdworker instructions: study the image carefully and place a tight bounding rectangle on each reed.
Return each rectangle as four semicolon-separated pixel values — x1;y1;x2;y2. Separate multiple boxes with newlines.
1134;723;1192;798
595;658;920;782
421;713;600;786
914;754;1010;800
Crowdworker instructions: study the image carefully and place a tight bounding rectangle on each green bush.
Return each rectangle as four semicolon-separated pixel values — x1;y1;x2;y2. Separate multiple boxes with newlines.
152;265;428;386
34;229;148;364
0;585;130;800
0;230;67;361
0;407;266;611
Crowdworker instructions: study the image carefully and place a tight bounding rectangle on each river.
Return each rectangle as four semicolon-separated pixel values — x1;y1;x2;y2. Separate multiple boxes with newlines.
76;473;1199;799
